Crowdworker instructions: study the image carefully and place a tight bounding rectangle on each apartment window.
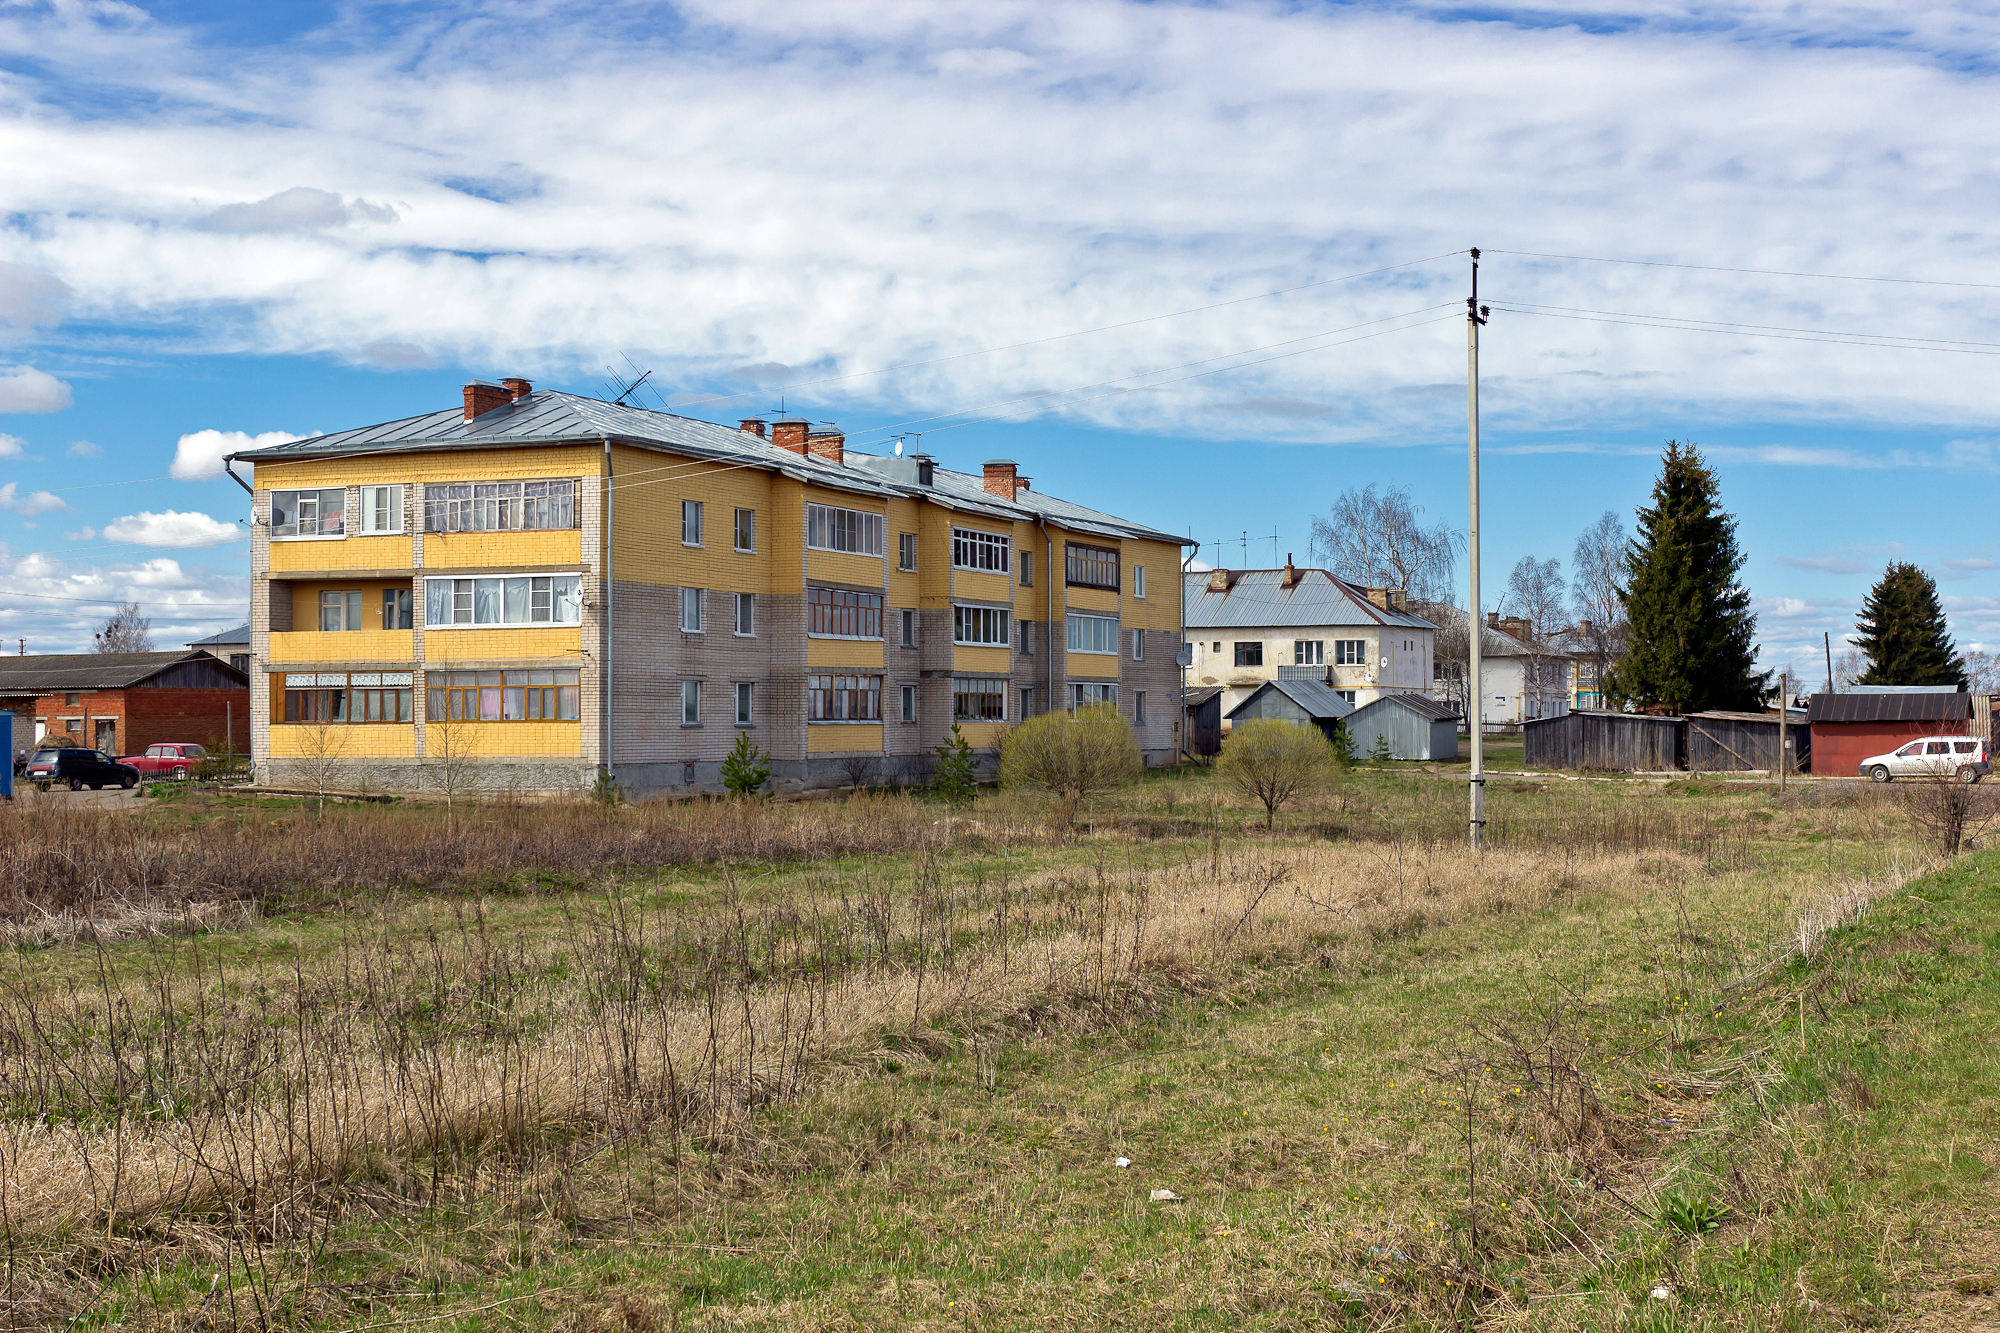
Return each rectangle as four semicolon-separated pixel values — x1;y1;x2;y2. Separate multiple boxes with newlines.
808;674;882;721
1131;629;1144;661
952;527;1010;573
898;532;917;571
63;693;78;707
1233;642;1263;667
808;586;882;638
283;671;414;723
806;503;884;556
682;500;704;546
271;488;345;538
1019;550;1033;587
735;682;753;726
900;684;917;723
1334;639;1367;666
1019;687;1034;719
383;588;413;630
953;677;1006;721
319;590;364;631
899;608;916;648
1068;614;1119;655
1134;565;1146;599
425;670;579;722
1065;542;1119;590
954;605;1010;646
681;587;703;633
422;480;574;532
359;484;404;534
1135;691;1147;724
1336;689;1357;703
681;680;701;725
1069;682;1118;710
734;592;755;636
1019;620;1033;655
733;507;755;552
1294;640;1325;666
424;575;582;626
1211;641;1221;653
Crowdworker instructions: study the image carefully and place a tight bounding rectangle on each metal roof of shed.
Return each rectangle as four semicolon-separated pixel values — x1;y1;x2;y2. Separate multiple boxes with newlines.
1224;677;1357;721
1347;692;1462;722
0;650;247;693
1806;692;1969;724
1184;567;1436;631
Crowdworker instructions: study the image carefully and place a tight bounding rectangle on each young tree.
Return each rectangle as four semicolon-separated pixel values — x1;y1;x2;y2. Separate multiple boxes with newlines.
425;718;478;815
722;732;771;796
1608;441;1769;713
1502;556;1566;639
92;602;153;653
294;715;349;817
1853;563;1967;687
999;704;1141;826
930;724;978;806
1964;648;1999;696
1570;510;1630;699
1308;483;1463;605
1216;718;1338;829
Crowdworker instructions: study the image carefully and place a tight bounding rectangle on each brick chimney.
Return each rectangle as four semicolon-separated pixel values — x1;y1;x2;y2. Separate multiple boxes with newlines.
1486;610;1500;629
738;419;767;438
463;381;512;421
913;453;934;486
1366;586;1391;610
807;429;845;466
1579;618;1593;638
771;419;809;455
501;377;532;400
982;459;1018;500
1282;553;1299;588
1208;568;1232;593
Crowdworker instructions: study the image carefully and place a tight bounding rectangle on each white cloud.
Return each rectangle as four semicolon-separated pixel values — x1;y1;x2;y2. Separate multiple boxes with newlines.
65;440;101;457
0;433;25;457
198;186;398;233
350;340;435;369
0;366;73;414
0;263;72;331
170;428;302;480
0;483;69;516
0;547;248;654
64;526;96;541
102;509;242;547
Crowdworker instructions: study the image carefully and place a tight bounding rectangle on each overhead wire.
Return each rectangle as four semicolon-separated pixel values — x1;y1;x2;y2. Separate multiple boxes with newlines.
1483;248;2000;292
1488;301;2000;355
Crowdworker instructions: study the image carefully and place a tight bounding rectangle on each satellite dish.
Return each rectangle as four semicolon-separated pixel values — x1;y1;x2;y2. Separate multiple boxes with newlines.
894;439;903;456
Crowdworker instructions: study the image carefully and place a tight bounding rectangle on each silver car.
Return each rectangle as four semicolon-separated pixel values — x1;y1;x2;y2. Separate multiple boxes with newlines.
1860;735;1990;783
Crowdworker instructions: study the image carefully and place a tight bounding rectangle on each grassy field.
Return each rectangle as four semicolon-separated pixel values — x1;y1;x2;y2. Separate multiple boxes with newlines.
0;767;1994;1330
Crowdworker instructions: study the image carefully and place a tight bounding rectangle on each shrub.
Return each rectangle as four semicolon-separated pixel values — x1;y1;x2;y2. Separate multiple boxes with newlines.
722;732;771;797
931;723;978;806
1000;704;1142;826
1216;718;1337;828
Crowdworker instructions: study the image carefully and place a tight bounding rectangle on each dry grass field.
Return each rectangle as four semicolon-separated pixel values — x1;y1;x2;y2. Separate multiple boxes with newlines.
0;767;1993;1331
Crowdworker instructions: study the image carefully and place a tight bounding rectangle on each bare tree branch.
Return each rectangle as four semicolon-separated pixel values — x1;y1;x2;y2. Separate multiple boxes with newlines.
1308;483;1463;606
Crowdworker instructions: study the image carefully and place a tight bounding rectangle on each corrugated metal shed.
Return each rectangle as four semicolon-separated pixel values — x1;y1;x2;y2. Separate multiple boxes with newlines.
1806;692;1971;724
1343;693;1461;761
1224;679;1356;747
1185;686;1224;757
1524;710;1683;771
0;651;249;694
1183;568;1436;631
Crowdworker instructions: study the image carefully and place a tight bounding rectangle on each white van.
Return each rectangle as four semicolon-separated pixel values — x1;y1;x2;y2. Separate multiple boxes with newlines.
1859;735;1990;783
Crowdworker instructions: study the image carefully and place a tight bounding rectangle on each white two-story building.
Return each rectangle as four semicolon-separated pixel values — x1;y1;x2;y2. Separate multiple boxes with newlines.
1183;561;1437;719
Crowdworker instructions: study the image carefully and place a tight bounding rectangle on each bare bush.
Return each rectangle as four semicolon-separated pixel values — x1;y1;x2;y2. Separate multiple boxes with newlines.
1216;718;1337;828
1900;771;1999;858
999;704;1141;826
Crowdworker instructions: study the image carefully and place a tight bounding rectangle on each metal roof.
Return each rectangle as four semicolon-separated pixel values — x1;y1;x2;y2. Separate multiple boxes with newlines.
1807;691;1970;724
1184;568;1437;631
188;623;250;648
1225;677;1357;721
1347;692;1461;723
1848;684;1963;695
0;650;246;694
1184;685;1225;707
230;390;1190;546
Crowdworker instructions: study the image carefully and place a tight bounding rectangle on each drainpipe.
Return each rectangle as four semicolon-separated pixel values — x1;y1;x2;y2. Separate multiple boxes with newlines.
602;436;615;790
1037;519;1055;713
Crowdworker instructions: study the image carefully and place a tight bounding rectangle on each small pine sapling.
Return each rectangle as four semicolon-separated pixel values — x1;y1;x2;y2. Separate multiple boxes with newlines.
1330;723;1358;766
722;732;771;797
931;723;978;806
1369;732;1394;763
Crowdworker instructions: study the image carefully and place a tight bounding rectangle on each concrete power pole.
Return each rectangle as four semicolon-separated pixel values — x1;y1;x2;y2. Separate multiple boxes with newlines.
1467;249;1490;851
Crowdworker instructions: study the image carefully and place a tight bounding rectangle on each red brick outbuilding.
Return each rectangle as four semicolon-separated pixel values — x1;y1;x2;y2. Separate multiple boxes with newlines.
1806;689;1972;777
0;651;250;761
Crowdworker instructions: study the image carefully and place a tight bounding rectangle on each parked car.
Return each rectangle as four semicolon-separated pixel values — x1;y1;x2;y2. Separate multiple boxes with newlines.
119;743;211;780
1859;735;1990;784
23;747;141;790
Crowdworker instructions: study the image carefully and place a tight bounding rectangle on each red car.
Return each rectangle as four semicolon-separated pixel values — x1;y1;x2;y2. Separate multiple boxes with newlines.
118;743;210;780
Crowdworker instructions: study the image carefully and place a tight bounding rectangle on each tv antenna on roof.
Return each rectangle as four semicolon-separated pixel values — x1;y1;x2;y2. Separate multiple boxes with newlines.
604;364;653;407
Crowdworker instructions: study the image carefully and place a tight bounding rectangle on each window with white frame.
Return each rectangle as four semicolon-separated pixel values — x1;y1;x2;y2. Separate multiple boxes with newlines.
953;677;1006;721
424;575;582;627
680;587;703;632
735;682;753;725
900;683;917;722
359;484;404;534
681;680;700;724
734;592;755;636
733;507;755;552
898;532;917;571
1067;613;1119;655
271;488;345;538
1069;682;1118;710
806;503;883;556
1131;629;1144;661
682;500;703;546
1134;565;1146;598
952;527;1010;573
1334;639;1367;665
899;608;916;648
954;605;1010;646
318;590;363;631
1294;640;1325;665
808;674;881;721
422;480;574;532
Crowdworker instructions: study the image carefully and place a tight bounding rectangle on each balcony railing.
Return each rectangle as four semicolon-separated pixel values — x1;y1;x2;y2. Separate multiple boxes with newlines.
1277;665;1331;681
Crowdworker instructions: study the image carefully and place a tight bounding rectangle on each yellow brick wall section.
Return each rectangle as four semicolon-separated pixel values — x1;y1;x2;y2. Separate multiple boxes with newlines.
427;722;583;757
1065;652;1121;680
1122;537;1184;631
953;569;1011;605
953;645;1011;675
769;483;805;595
425;628;583;661
269;630;415;665
255;445;599;491
267;726;416;759
918;505;954;608
884;495;922;608
425;530;582;570
807;723;882;753
807;549;887;589
271;534;410;573
1064;586;1120;615
807;640;886;670
610;445;775;592
289;579;412;630
956;721;1010;749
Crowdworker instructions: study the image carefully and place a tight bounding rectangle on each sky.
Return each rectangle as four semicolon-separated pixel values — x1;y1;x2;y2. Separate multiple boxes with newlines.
0;0;1995;680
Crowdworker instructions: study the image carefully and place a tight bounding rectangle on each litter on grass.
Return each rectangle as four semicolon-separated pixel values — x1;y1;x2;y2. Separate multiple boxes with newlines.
1149;1189;1182;1203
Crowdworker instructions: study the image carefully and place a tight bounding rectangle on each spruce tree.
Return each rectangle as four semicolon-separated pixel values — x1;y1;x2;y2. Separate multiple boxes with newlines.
1606;441;1769;713
1853;563;1966;687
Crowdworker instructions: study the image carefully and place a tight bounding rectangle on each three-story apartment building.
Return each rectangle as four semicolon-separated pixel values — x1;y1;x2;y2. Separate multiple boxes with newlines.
233;380;1190;795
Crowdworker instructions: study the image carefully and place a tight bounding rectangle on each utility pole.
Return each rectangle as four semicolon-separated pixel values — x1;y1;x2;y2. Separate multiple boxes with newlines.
1467;249;1490;852
1779;671;1789;791
1824;631;1834;693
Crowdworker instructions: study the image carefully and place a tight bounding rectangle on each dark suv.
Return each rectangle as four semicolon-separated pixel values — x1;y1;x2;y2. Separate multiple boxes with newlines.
23;747;140;791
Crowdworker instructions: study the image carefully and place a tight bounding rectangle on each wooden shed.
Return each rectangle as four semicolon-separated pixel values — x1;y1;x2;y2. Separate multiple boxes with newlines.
1686;710;1810;773
1342;693;1461;761
1185;686;1224;758
1224;678;1355;747
1523;709;1684;772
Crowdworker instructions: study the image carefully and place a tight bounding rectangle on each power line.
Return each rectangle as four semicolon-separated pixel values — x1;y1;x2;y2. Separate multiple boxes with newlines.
1485;248;2000;292
1489;302;2000;355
